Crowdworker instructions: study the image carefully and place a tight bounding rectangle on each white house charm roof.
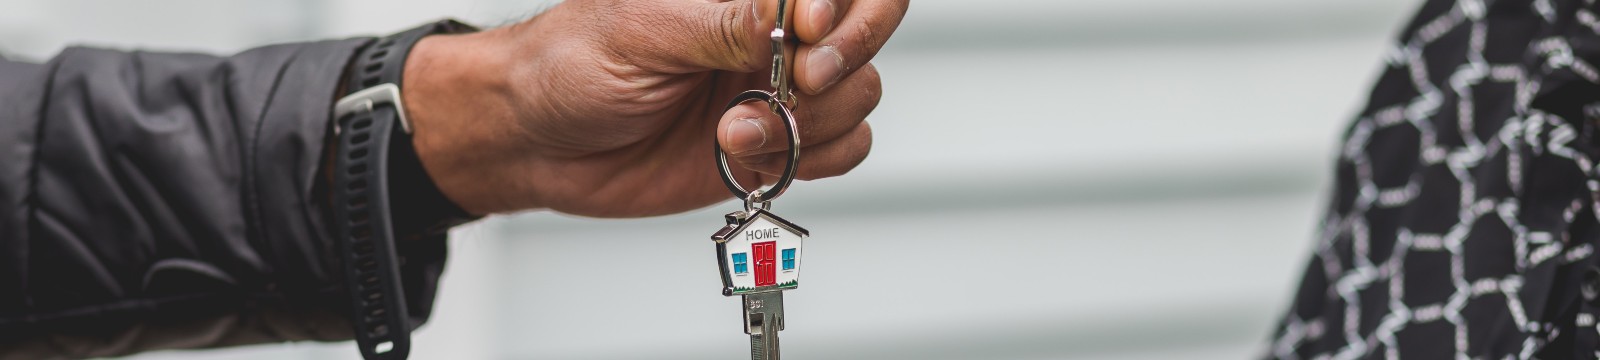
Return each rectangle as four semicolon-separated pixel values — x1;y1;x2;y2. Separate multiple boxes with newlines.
711;209;809;296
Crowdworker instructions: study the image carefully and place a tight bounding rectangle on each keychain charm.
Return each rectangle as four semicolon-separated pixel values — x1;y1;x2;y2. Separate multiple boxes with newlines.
710;1;805;359
712;193;808;296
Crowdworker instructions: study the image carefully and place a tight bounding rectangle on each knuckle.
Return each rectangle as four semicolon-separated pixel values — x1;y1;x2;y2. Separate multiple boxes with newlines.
805;124;872;180
860;63;883;109
855;21;885;54
793;107;816;141
850;123;874;169
595;2;655;41
713;3;758;71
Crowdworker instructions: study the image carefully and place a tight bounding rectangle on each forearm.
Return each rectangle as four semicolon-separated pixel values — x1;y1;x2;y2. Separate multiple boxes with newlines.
0;40;419;357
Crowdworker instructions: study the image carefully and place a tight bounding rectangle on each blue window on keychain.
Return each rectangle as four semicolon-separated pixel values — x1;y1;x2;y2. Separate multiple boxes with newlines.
781;249;796;271
732;253;749;274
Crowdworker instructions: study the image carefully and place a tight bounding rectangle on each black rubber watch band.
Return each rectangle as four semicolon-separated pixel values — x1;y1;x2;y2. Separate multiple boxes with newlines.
332;19;475;360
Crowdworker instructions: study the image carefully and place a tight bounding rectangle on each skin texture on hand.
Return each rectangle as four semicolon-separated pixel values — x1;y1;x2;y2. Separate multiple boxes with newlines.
401;0;908;218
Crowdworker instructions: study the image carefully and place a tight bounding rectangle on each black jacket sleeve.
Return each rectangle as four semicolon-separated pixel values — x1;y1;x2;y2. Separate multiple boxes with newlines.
0;39;451;359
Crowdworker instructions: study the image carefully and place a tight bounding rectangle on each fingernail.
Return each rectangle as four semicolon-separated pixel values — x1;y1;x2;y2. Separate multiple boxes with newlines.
809;0;836;37
752;0;762;23
806;45;844;92
727;118;767;154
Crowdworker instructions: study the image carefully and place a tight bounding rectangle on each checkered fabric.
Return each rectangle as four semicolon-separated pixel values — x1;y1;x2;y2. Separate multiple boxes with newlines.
1268;0;1600;358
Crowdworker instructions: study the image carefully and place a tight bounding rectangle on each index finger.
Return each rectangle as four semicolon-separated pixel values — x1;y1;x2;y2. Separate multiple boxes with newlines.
793;0;908;94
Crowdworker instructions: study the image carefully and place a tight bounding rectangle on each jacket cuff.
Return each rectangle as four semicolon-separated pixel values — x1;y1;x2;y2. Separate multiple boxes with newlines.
250;37;453;330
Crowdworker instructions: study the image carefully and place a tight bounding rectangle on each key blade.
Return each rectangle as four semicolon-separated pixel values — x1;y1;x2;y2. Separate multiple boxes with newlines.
742;292;785;360
742;292;785;334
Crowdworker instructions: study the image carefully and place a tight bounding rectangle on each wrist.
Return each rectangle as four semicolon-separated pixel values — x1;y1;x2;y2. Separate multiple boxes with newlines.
328;20;484;358
402;27;525;215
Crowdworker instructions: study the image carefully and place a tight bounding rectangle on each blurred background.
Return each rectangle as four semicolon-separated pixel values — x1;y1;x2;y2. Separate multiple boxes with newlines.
1;0;1421;359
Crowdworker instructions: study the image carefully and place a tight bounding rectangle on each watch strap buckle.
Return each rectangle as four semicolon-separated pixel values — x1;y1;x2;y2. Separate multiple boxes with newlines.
334;83;411;134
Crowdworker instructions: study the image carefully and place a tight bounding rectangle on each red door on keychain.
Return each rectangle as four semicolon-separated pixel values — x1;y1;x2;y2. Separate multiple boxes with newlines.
752;241;777;286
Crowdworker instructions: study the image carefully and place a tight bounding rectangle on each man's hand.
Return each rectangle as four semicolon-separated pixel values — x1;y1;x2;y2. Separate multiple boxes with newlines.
397;0;908;217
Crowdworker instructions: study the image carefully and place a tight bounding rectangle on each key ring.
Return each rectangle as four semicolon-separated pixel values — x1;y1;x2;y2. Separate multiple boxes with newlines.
744;189;774;213
714;90;801;204
714;0;800;204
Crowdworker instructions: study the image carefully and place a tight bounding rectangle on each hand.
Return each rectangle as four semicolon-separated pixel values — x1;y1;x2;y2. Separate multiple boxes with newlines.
398;0;909;217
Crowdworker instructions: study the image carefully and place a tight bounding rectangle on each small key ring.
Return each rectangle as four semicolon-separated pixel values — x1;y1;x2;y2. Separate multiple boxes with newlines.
743;189;773;213
715;90;801;204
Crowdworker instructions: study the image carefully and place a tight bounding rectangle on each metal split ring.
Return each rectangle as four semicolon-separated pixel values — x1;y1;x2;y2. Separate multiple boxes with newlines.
743;190;774;213
714;89;801;204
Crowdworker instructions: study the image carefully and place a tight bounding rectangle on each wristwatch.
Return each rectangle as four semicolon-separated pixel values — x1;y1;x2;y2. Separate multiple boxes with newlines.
330;19;477;360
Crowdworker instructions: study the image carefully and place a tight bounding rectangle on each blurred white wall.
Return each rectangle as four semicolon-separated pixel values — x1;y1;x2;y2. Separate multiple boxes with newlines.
0;0;1421;359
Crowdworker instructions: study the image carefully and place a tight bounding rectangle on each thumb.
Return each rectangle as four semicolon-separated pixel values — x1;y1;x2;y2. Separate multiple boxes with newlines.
648;0;773;72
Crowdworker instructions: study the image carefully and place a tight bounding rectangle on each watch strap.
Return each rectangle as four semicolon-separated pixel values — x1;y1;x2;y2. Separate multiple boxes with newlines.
332;19;475;360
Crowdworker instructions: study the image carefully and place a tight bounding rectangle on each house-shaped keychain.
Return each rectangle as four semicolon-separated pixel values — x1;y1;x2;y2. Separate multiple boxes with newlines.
711;209;808;296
